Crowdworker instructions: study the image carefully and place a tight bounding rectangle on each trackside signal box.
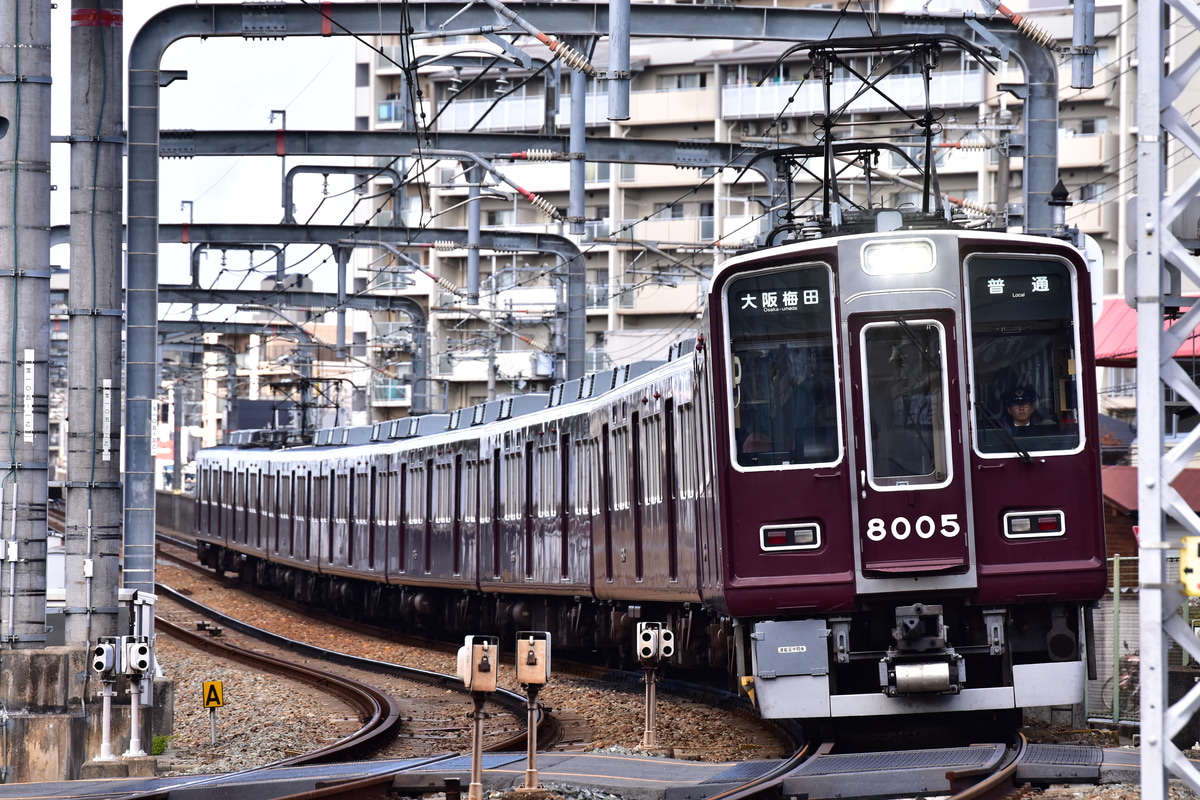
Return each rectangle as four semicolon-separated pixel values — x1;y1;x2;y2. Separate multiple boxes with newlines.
91;636;120;678
123;635;151;675
457;635;499;692
515;631;551;685
636;622;675;663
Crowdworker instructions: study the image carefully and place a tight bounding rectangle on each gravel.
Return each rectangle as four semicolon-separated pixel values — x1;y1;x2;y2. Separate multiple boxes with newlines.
154;560;787;775
156;558;1200;800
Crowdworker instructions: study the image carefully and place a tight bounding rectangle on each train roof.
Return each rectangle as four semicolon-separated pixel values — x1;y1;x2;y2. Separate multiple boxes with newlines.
217;338;694;452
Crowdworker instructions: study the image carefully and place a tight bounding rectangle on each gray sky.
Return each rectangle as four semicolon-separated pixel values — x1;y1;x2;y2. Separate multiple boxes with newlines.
50;2;359;296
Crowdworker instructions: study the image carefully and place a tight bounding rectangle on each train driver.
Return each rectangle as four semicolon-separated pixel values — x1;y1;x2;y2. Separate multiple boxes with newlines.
1000;386;1057;434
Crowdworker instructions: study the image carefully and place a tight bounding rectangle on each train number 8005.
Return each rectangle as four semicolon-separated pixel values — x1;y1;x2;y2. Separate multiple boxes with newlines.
865;514;961;542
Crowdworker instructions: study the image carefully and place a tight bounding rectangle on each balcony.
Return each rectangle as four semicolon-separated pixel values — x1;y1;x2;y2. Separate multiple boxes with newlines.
435;349;555;381
722;71;983;120
371;377;412;407
617;281;706;315
429;95;547;133
376;98;432;127
434;284;557;320
628;88;718;126
1066;201;1117;235
616;216;715;245
554;92;611;128
373;320;414;351
586;284;611;309
1058;131;1119;172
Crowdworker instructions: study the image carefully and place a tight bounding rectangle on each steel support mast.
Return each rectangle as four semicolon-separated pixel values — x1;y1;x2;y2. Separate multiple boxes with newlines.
1137;0;1200;795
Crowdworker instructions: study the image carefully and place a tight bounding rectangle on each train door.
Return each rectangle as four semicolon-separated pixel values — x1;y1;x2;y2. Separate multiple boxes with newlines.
848;312;972;582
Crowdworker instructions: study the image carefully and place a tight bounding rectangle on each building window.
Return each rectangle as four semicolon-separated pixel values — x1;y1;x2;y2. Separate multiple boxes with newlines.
655;202;684;219
485;208;515;227
1080;183;1106;203
656;72;707;91
586;162;611;182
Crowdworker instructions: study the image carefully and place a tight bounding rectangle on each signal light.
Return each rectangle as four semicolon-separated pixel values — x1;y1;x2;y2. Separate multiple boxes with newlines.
123;636;151;675
91;641;117;676
635;622;675;663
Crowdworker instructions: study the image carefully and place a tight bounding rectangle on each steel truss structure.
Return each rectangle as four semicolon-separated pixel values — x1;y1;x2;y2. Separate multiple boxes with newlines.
1138;0;1200;795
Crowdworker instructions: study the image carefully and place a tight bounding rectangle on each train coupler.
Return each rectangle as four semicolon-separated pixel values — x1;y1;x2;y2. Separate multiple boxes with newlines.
880;650;965;696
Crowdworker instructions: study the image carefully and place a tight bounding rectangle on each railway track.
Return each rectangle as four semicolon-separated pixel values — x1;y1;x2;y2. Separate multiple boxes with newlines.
156;583;539;755
156;614;403;765
155;530;800;755
43;518;1110;800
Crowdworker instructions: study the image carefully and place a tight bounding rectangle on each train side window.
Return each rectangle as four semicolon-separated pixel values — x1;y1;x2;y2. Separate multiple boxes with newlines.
966;256;1082;456
724;264;840;468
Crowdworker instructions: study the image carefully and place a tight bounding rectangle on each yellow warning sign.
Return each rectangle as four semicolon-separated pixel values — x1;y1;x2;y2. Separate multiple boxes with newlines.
202;680;224;708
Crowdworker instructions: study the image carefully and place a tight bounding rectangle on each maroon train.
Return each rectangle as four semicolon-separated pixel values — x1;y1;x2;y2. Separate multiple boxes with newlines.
195;224;1106;723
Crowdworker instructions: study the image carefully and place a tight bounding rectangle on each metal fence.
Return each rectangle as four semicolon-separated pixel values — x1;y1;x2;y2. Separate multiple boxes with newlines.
1085;554;1195;726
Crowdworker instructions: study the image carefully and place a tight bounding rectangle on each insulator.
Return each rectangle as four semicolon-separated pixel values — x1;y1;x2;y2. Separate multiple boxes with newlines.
994;2;1057;50
553;41;597;76
938;141;991;152
434;240;457;252
523;149;557;162
947;196;992;216
1014;16;1056;49
527;193;561;221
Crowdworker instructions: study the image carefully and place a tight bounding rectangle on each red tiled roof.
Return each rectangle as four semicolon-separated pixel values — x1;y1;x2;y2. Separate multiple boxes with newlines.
1102;465;1200;514
1094;297;1200;366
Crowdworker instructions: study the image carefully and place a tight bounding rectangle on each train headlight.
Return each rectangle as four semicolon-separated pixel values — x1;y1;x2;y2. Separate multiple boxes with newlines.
860;238;936;276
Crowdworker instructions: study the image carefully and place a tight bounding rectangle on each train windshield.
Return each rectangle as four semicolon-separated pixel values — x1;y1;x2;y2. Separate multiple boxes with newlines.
725;265;839;468
967;255;1082;455
861;320;952;488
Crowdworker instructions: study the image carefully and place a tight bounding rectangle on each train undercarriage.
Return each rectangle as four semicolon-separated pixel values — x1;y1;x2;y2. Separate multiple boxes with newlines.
197;541;1093;724
196;542;732;671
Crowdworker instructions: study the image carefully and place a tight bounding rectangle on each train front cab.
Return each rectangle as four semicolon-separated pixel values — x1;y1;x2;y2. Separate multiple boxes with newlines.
711;230;1106;721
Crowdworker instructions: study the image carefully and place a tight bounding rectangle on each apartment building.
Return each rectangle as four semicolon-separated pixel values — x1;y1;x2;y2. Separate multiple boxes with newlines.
349;1;1126;420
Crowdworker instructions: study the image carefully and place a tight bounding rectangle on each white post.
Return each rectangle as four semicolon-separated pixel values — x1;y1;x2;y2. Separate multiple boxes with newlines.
96;683;116;761
124;680;145;757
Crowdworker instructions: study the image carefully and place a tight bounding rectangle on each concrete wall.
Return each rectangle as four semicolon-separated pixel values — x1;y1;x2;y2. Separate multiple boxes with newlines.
156;491;195;535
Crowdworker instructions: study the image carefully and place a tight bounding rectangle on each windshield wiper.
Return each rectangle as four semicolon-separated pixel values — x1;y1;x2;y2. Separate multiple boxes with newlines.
974;402;1033;464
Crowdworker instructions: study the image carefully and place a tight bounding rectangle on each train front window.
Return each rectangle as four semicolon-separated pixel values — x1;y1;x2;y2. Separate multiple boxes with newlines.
861;320;951;488
725;265;839;468
967;256;1082;455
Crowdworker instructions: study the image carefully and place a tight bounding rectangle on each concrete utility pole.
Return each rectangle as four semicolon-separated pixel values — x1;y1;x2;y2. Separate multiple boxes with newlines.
66;0;124;656
0;0;51;646
0;0;66;782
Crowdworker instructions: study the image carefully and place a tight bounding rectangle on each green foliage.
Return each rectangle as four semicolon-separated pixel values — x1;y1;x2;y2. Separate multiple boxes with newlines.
151;734;176;756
